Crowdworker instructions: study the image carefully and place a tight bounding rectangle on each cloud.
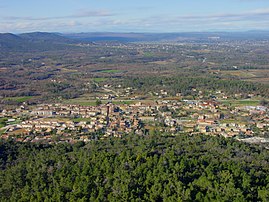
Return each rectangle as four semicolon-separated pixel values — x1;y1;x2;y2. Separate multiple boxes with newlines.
136;7;269;31
72;9;112;18
1;9;114;21
110;8;269;32
1;7;269;32
0;20;84;33
172;8;269;22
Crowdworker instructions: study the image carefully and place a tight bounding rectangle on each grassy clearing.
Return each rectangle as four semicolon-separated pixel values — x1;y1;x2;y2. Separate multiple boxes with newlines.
0;129;6;135
237;100;260;105
221;70;256;78
143;52;154;57
93;77;108;82
100;69;121;73
3;96;35;103
0;118;7;128
71;118;91;122
0;118;7;122
221;69;269;85
220;99;260;106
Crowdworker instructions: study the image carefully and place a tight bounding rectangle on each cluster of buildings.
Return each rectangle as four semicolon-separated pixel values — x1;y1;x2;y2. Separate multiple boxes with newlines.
0;103;144;143
0;98;268;144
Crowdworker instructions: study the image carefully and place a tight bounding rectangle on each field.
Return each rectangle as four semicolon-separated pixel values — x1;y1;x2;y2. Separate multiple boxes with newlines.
0;118;7;128
95;69;121;73
63;98;97;106
220;99;261;106
221;69;269;85
92;77;108;83
71;118;91;122
0;129;7;135
3;96;35;103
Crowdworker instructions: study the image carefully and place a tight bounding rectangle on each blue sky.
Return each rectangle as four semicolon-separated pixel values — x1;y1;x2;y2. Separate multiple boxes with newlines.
1;0;269;33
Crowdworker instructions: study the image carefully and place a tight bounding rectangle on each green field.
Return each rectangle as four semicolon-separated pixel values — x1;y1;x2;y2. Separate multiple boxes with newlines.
99;69;121;73
220;99;260;106
3;96;35;103
143;52;154;57
0;129;6;135
220;119;243;124
0;118;7;128
71;118;91;122
92;77;108;82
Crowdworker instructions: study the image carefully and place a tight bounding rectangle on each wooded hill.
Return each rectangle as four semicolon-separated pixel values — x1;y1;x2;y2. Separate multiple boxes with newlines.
1;134;269;201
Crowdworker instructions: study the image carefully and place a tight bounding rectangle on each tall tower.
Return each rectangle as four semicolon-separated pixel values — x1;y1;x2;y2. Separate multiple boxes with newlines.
106;104;110;126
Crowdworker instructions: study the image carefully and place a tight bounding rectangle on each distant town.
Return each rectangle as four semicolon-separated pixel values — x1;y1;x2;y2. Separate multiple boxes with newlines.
1;86;268;145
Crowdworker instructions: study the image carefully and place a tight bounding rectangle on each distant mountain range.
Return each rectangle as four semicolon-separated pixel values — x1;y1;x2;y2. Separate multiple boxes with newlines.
0;32;75;51
1;31;269;51
62;31;269;42
0;33;27;50
19;32;74;43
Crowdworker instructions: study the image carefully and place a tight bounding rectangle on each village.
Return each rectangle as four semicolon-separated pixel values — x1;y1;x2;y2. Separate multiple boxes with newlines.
0;88;269;144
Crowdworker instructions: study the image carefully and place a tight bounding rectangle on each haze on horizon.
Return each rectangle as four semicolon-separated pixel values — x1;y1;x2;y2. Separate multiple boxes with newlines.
1;0;269;33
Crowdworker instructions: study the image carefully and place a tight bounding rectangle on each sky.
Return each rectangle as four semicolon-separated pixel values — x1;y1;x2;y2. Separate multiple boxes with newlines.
1;0;269;33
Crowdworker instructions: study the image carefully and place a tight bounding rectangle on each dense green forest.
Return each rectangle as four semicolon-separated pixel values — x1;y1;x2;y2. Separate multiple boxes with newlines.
123;76;269;98
1;134;269;201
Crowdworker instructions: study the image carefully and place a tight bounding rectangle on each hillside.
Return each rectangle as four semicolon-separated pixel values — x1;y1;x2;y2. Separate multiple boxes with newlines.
0;33;27;50
0;32;76;51
1;134;269;201
19;32;75;43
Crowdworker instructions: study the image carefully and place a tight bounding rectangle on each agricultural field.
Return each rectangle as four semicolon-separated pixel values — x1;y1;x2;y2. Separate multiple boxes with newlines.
220;69;269;85
220;99;261;107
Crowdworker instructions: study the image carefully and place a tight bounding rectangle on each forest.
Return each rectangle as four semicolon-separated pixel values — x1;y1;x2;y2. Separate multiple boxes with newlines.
1;134;269;201
123;76;269;98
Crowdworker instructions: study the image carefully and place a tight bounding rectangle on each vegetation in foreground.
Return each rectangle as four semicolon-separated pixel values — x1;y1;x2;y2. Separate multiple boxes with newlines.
1;134;269;201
